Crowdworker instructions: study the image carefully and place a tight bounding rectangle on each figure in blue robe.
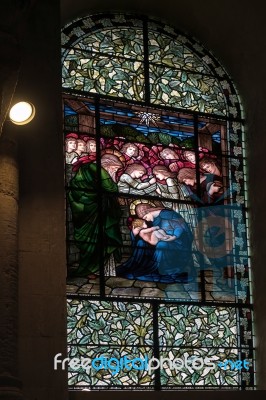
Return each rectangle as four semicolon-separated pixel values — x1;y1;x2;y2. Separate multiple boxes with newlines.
116;209;195;283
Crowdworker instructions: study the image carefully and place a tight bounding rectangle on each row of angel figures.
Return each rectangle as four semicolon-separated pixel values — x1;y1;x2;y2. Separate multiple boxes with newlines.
65;133;223;204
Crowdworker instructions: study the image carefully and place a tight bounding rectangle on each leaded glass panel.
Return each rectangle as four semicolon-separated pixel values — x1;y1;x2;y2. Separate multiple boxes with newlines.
62;49;145;100
149;66;225;114
67;300;254;389
65;95;250;306
62;13;254;391
148;31;211;73
61;13;241;116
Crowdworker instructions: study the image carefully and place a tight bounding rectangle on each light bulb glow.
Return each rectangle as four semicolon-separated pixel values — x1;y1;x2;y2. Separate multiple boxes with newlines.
9;101;35;125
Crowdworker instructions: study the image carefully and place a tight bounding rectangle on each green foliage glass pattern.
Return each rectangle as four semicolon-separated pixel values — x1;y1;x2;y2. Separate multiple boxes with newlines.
62;49;145;99
68;346;154;387
160;348;239;387
67;299;153;346
147;30;227;113
75;28;144;60
158;305;237;348
68;299;154;387
148;31;211;73
149;66;225;113
67;299;253;389
61;14;241;116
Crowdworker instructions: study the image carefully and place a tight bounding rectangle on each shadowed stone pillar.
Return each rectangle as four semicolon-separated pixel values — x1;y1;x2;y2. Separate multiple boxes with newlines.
0;130;22;399
0;3;35;397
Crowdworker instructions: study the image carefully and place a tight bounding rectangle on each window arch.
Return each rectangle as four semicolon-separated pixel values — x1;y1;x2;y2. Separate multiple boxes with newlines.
62;13;254;390
62;13;240;116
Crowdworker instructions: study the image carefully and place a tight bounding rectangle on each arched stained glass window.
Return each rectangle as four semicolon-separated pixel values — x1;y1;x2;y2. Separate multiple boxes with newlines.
62;13;254;391
62;14;240;116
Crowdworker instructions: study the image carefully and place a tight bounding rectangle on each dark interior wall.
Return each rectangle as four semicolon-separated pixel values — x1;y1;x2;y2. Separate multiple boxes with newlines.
13;0;266;398
15;0;68;399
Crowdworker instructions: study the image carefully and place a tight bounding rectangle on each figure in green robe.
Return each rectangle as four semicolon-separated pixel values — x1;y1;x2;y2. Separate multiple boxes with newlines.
68;160;123;277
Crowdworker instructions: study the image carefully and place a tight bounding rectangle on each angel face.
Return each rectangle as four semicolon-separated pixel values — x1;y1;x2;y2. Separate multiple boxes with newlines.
88;141;96;153
184;151;196;163
126;146;136;157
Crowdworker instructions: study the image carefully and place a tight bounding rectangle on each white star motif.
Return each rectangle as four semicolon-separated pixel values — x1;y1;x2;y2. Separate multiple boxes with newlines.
137;112;161;127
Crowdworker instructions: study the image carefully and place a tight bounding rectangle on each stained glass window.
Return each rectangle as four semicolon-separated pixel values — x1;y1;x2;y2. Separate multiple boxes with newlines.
62;13;254;390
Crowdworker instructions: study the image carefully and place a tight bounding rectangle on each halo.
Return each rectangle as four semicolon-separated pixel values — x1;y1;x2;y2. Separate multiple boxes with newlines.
129;199;158;216
101;148;125;165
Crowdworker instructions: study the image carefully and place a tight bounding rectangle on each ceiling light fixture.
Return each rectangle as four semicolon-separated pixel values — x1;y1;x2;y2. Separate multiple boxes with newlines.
9;101;35;125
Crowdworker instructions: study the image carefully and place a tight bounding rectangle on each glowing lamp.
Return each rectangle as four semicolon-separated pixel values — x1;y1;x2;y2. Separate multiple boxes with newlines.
9;101;35;125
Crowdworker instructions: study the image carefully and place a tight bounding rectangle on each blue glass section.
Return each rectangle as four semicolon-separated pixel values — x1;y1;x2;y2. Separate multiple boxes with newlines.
64;105;77;116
